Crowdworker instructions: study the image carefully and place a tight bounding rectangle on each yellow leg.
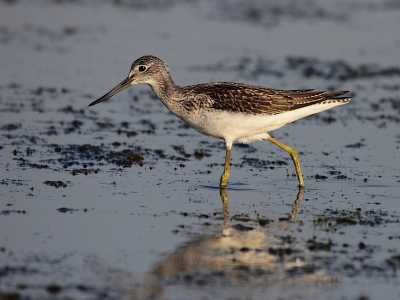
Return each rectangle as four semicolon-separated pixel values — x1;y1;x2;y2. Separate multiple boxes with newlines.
220;146;231;188
267;136;305;187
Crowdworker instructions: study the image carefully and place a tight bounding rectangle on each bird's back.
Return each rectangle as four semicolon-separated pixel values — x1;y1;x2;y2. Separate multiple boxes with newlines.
182;82;350;116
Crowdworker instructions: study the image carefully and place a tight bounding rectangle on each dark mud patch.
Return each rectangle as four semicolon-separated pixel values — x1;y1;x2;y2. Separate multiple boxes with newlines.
0;179;26;187
72;167;99;176
44;180;69;188
56;207;79;213
47;144;146;169
193;149;211;160
210;0;400;30
0;251;107;300
0;123;21;131
177;211;282;234
108;149;143;167
0;210;26;216
191;55;400;84
212;1;346;27
313;208;400;232
286;56;400;81
172;145;190;158
50;143;209;170
240;156;288;169
231;223;254;231
28;163;49;169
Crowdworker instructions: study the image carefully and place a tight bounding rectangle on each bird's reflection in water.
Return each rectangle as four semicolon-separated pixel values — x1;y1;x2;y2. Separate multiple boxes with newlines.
220;186;304;221
138;187;309;299
220;186;303;236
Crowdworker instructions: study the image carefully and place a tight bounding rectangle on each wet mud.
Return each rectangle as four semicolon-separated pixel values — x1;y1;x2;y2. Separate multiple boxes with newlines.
1;0;400;299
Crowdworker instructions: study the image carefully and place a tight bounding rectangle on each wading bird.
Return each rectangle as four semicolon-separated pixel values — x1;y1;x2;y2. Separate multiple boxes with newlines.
89;55;350;188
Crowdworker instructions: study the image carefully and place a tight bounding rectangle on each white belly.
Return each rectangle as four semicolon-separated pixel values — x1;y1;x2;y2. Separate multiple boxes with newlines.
177;101;346;146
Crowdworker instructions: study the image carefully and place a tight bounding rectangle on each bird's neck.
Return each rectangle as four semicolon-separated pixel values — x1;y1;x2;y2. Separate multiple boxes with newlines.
148;74;182;106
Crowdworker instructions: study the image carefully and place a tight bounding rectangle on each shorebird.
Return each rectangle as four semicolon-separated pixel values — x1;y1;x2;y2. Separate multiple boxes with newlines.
89;55;351;188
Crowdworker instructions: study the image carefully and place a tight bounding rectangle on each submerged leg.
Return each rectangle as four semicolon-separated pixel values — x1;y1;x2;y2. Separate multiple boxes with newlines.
289;186;304;220
267;136;305;187
220;144;231;188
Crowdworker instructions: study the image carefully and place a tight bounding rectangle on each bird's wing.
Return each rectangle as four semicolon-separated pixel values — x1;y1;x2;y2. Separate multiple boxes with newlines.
190;83;349;115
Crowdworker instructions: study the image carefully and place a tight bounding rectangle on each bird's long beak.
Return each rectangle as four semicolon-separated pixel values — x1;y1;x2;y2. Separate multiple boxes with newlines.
88;77;132;107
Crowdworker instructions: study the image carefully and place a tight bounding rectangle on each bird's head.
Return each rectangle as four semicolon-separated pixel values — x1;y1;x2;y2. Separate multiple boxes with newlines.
88;55;169;107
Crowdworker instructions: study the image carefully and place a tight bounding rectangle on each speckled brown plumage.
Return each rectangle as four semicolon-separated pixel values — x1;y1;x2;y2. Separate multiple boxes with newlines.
180;82;349;115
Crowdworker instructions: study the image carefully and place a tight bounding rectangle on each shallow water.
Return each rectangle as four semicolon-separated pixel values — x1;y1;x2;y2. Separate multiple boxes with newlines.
1;1;400;299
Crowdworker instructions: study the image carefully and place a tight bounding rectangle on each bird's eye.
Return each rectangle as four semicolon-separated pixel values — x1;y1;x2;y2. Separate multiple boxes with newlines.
138;66;146;72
